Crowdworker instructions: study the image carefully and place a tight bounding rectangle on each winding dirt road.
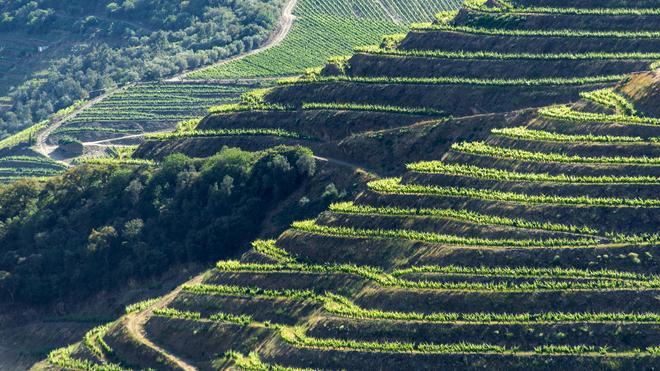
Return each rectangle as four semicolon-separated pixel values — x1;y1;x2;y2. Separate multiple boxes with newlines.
124;273;206;371
32;85;131;163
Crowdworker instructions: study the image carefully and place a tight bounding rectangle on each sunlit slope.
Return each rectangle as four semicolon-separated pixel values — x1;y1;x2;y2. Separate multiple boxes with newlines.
45;71;660;371
40;0;660;369
186;0;463;79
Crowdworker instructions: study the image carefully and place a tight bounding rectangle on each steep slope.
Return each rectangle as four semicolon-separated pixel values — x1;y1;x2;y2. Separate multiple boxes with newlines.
38;1;660;370
0;0;285;135
135;0;660;170
0;0;463;180
185;0;462;79
45;71;660;371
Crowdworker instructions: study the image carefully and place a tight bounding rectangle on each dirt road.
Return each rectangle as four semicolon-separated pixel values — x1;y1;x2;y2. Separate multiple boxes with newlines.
32;86;131;162
124;273;206;371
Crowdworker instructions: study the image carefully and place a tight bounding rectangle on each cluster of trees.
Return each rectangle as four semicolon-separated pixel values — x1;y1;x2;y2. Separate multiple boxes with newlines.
0;145;316;304
0;0;284;137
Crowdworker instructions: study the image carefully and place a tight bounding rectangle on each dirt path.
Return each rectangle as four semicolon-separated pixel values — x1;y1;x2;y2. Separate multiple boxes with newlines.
32;86;130;162
124;273;206;371
83;133;148;146
313;155;371;174
168;0;299;81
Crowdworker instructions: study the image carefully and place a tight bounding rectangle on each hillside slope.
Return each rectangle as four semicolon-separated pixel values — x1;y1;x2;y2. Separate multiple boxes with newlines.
186;0;462;79
0;0;463;182
37;0;660;370
0;0;285;136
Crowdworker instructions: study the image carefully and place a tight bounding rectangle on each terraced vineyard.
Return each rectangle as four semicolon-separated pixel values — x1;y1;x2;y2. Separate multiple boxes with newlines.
0;155;66;182
186;0;462;79
52;82;258;144
1;0;461;175
40;0;660;370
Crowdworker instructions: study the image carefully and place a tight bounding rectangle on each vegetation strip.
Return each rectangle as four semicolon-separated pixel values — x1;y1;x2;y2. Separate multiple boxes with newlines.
411;23;660;39
391;265;657;282
226;351;313;371
183;283;660;324
452;141;660;164
215;259;660;291
145;128;308;141
0;167;63;176
465;0;660;15
291;219;600;247
125;297;160;314
580;89;637;115
407;161;660;184
208;103;291;114
253;240;656;282
355;45;660;61
53;127;142;135
329;202;598;235
48;345;125;371
463;0;660;16
280;74;625;87
281;325;510;354
302;102;444;116
152;306;524;356
83;324;114;360
368;178;660;207
491;127;660;144
0;155;67;168
539;106;660;126
153;307;254;325
252;239;297;263
155;304;656;356
74;158;156;166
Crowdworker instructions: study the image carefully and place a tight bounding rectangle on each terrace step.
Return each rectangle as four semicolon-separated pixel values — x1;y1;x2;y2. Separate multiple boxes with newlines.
203;270;366;297
442;151;660;176
357;190;660;234
267;82;606;116
398;30;660;54
169;291;319;326
456;9;660;32
402;172;660;199
278;227;659;273
512;0;659;9
262;341;660;371
404;241;659;272
483;135;660;157
355;287;660;314
144;316;272;369
348;53;653;79
316;211;594;241
137;136;315;161
307;316;660;350
277;230;415;269
522;118;660;140
200;110;427;142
